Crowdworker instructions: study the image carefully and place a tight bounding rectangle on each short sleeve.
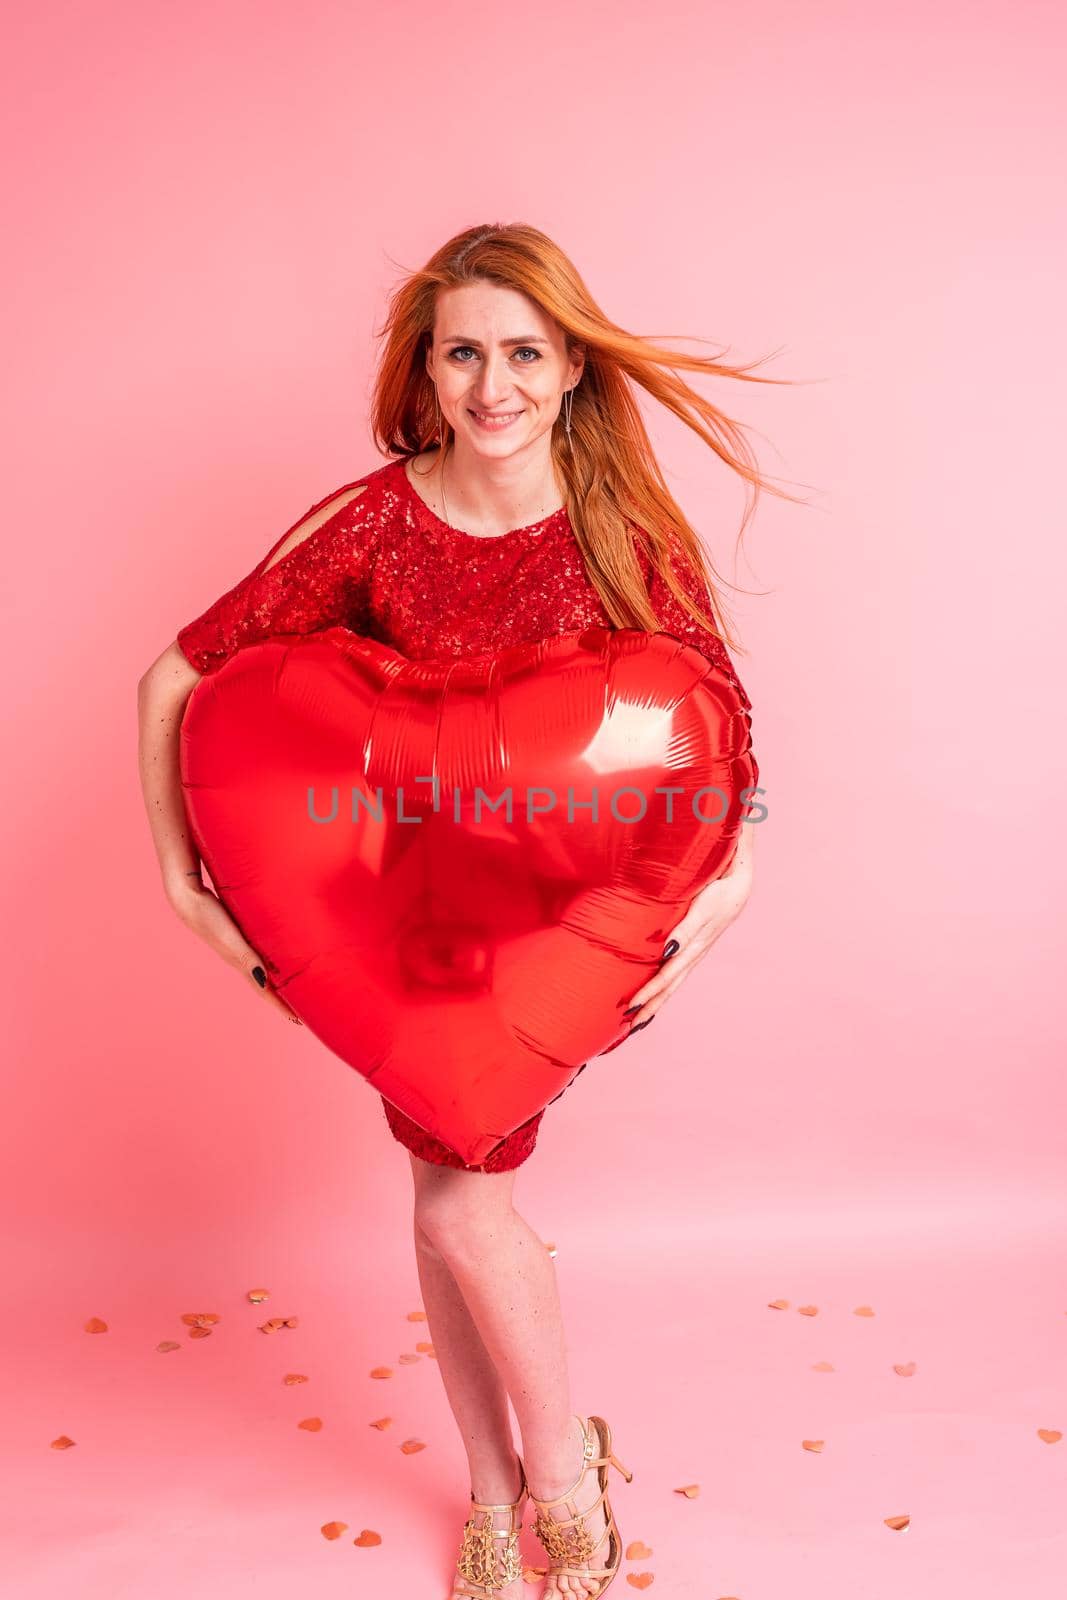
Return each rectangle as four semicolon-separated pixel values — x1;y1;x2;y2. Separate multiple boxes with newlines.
634;529;753;713
176;482;377;676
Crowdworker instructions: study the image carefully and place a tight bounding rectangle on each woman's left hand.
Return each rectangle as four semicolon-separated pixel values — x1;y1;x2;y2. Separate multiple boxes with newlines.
621;826;756;1031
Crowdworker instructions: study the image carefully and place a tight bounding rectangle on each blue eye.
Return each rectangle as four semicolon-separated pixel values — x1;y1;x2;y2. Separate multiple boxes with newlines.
448;347;542;363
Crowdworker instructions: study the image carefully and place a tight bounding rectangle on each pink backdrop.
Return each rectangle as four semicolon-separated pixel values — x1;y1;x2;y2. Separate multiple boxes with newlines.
3;1;1064;1595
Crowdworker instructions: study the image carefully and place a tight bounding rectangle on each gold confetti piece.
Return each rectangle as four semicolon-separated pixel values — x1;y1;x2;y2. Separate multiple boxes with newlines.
283;1373;308;1385
247;1288;269;1304
156;1341;181;1353
884;1514;910;1531
84;1317;108;1333
297;1417;323;1432
625;1541;653;1560
801;1440;825;1453
767;1299;790;1310
259;1318;293;1334
180;1313;220;1326
354;1529;382;1546
398;1353;421;1364
370;1367;393;1379
1037;1429;1062;1443
321;1521;348;1540
369;1417;393;1430
893;1362;917;1377
854;1306;875;1317
673;1484;700;1498
523;1566;547;1581
811;1361;835;1372
406;1310;428;1322
189;1326;212;1339
415;1342;434;1354
50;1436;76;1450
284;1317;299;1329
626;1576;655;1590
400;1438;426;1454
797;1305;818;1317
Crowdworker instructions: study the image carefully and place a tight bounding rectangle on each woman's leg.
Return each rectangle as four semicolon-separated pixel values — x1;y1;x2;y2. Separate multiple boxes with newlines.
409;1151;610;1598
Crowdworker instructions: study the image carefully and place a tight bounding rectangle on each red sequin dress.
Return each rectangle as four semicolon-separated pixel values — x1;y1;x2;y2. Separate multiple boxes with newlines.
176;456;755;1172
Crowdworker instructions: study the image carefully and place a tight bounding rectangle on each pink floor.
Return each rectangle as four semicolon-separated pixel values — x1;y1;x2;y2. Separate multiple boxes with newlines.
8;1185;1065;1597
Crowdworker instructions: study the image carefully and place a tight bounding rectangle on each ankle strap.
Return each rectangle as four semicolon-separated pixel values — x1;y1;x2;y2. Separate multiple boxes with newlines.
469;1455;527;1515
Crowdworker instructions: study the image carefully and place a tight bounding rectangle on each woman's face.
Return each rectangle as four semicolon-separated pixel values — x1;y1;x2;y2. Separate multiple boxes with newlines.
426;281;585;459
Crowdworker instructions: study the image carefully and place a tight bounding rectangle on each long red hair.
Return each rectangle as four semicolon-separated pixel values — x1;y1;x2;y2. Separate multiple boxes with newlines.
370;223;808;657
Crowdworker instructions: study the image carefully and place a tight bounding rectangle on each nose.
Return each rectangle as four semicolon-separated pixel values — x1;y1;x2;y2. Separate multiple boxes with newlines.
471;356;518;408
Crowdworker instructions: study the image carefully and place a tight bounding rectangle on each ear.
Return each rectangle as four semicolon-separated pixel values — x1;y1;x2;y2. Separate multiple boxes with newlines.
568;341;587;387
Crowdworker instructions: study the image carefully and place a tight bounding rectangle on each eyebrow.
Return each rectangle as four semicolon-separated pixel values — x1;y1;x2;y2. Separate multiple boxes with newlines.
440;335;549;346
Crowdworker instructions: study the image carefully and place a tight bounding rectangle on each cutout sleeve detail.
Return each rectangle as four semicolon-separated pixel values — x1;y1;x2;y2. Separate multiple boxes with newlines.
176;482;376;676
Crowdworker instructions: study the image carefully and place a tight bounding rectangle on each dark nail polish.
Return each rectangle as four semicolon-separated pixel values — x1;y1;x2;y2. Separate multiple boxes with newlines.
623;1004;640;1016
251;966;266;988
661;939;680;962
630;1016;654;1032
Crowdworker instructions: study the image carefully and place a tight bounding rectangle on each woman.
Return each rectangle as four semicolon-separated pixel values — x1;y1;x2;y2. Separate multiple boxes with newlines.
138;223;784;1599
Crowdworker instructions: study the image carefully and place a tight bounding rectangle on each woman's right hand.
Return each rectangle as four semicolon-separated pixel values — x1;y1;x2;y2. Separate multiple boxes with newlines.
167;876;304;1026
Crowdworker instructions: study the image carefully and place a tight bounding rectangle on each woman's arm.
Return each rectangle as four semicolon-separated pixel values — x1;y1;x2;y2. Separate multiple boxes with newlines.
618;527;760;1030
137;642;205;903
620;818;756;1033
141;480;376;1022
137;644;302;1022
141;483;370;894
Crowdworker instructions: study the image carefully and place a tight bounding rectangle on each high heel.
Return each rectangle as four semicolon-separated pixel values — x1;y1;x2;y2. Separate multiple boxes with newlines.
529;1414;633;1596
452;1455;528;1598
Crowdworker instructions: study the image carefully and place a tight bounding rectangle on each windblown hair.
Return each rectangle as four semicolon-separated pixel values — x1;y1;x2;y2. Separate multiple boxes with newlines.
370;223;808;657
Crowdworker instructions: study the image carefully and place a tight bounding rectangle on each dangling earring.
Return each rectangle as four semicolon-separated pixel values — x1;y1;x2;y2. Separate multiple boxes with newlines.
434;391;445;446
563;385;574;439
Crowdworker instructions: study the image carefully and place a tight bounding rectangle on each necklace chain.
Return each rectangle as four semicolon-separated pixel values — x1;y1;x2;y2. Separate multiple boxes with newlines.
433;383;573;535
439;443;556;538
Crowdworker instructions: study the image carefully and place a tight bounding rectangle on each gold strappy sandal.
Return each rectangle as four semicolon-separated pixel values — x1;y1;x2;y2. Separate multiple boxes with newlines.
530;1414;633;1597
452;1456;528;1599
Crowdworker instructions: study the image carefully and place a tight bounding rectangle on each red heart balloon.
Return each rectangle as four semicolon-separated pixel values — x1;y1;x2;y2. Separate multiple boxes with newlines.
179;627;759;1165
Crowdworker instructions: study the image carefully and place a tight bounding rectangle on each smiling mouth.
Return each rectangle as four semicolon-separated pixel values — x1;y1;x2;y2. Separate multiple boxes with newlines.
469;408;524;428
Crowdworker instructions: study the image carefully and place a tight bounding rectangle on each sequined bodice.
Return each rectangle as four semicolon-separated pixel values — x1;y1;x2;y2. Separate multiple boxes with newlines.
176;456;752;713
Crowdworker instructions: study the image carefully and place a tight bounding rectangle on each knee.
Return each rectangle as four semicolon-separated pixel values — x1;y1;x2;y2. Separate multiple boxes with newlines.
413;1185;511;1263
